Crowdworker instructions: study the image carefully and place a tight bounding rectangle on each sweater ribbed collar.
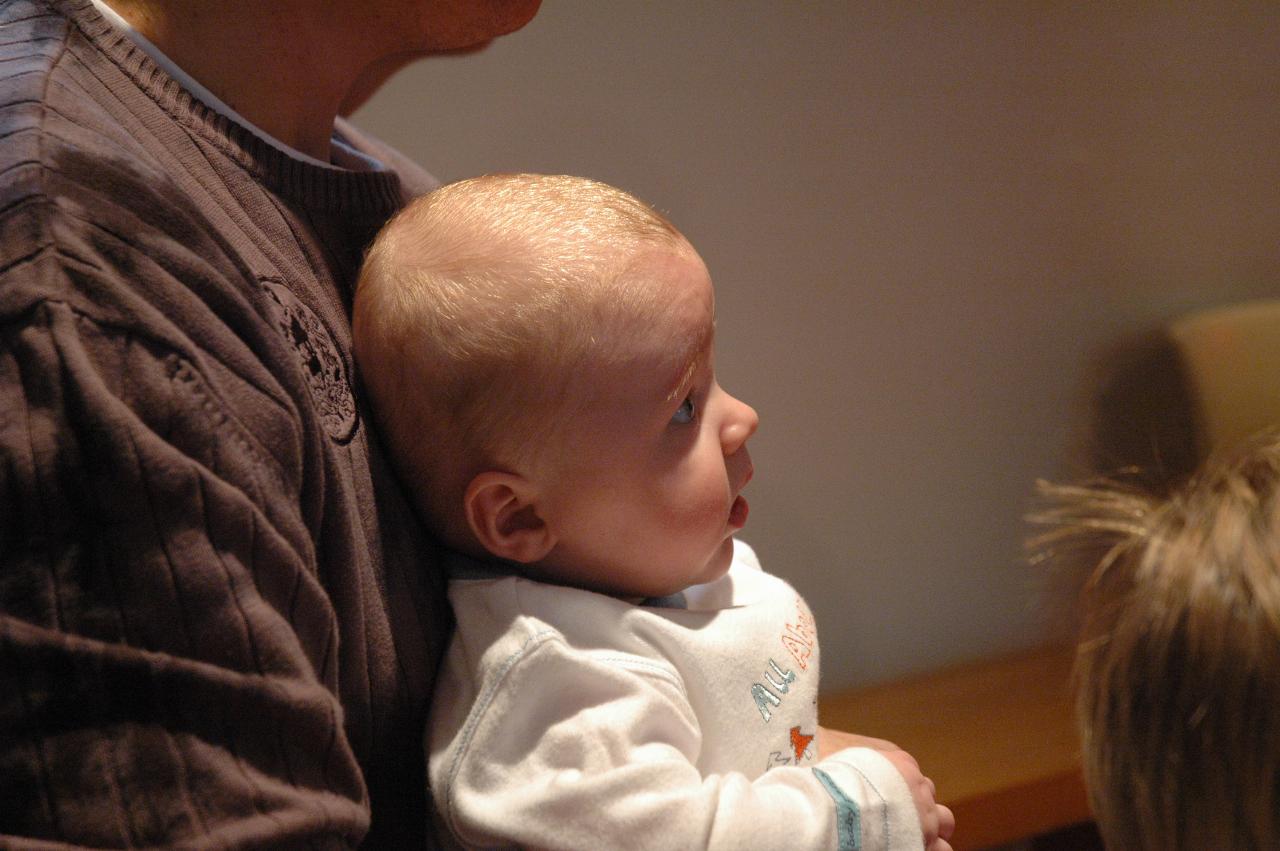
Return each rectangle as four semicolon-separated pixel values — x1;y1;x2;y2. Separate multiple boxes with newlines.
55;0;406;214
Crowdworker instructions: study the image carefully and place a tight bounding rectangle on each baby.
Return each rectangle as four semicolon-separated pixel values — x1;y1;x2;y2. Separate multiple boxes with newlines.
354;173;954;850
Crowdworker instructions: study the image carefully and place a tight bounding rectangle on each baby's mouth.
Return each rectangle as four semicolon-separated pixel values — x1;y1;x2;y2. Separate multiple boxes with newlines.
728;494;749;528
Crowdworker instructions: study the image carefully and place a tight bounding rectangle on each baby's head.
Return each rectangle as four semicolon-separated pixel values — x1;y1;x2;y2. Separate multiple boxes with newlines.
354;174;758;598
1032;439;1280;850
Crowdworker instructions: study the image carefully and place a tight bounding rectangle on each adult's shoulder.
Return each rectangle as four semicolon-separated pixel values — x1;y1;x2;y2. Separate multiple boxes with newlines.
0;0;166;181
0;0;254;315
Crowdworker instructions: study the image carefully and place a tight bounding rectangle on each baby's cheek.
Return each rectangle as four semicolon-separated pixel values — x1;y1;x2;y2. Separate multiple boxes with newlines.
661;470;730;531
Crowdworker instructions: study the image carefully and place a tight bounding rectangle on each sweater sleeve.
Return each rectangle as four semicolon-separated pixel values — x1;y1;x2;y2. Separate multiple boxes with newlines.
429;635;923;851
0;157;367;848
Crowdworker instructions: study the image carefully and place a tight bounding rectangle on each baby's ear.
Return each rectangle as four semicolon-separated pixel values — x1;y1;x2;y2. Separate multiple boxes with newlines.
464;471;556;564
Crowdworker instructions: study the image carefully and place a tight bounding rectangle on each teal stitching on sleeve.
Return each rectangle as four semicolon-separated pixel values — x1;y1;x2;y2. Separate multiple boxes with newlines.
813;767;862;850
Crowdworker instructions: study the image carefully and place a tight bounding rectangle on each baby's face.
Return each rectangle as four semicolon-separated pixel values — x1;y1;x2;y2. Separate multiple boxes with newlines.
531;247;758;599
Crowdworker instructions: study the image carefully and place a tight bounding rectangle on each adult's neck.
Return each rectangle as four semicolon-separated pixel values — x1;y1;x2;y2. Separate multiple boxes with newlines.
108;1;393;161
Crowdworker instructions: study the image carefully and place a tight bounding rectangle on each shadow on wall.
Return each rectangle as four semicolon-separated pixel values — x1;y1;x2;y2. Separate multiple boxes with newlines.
1077;327;1201;492
1032;323;1202;645
1047;297;1280;633
1078;297;1280;490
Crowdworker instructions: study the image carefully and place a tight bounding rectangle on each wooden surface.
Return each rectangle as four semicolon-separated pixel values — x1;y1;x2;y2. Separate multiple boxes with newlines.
818;644;1090;850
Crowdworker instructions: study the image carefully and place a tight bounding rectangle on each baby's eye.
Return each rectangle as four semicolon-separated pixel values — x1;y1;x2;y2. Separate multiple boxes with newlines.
671;395;696;424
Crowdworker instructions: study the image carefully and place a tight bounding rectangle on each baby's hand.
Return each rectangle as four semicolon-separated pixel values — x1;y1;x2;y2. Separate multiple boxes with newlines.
818;727;956;851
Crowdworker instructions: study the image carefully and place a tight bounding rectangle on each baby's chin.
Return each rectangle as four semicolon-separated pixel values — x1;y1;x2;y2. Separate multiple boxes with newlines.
688;537;736;589
624;538;737;599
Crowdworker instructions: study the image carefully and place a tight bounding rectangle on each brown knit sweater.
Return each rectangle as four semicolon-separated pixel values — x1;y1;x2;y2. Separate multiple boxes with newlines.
0;1;449;846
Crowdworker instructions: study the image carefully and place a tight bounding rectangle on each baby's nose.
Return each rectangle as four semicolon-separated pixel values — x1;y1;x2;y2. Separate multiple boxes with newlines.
721;393;758;454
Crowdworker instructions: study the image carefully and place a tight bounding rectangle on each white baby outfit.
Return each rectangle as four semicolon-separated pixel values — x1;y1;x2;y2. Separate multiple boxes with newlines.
428;541;923;850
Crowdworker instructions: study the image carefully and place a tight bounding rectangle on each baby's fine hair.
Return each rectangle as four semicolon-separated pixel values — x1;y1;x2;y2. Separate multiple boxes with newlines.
1030;437;1280;851
353;173;685;539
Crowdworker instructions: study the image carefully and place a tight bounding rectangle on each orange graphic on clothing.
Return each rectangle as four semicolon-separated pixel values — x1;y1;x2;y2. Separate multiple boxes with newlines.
782;597;817;671
790;726;815;762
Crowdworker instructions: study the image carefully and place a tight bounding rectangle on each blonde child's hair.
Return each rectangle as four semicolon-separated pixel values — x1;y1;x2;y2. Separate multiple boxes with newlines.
1029;437;1280;851
353;173;685;545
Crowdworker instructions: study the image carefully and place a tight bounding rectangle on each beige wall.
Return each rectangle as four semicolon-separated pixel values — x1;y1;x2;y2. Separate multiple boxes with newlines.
355;2;1280;689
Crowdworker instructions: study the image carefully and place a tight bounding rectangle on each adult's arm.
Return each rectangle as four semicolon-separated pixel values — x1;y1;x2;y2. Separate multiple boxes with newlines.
0;133;367;849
